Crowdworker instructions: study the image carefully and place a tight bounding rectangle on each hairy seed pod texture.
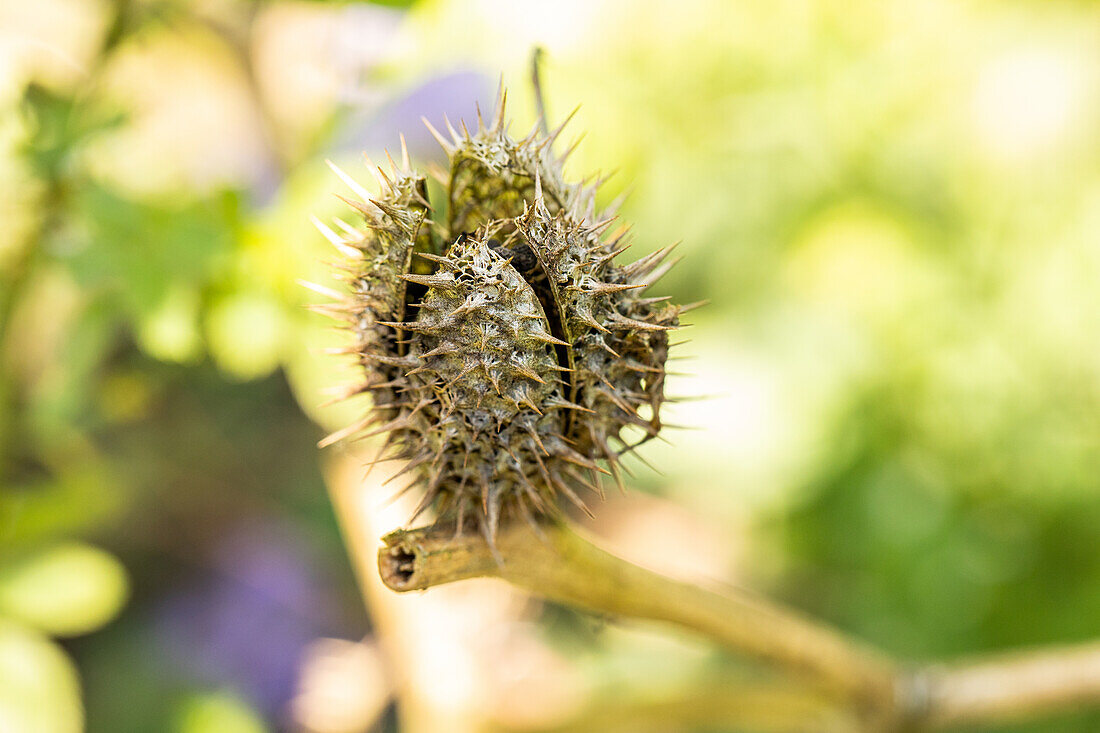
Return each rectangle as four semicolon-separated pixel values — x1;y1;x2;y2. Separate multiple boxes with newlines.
311;89;685;539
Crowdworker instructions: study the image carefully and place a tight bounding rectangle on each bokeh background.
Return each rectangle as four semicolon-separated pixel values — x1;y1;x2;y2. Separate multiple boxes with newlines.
3;0;1100;731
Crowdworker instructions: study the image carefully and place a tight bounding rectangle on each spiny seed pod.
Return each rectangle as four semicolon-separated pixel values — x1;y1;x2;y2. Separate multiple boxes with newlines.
308;88;690;539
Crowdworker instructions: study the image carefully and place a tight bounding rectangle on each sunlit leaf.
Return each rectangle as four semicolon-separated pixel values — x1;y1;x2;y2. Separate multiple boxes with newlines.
0;543;129;637
205;292;286;381
174;691;268;733
0;619;82;733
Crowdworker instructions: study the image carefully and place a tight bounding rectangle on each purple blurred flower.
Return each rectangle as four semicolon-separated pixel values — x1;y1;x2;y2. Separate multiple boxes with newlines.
333;70;496;165
155;520;341;715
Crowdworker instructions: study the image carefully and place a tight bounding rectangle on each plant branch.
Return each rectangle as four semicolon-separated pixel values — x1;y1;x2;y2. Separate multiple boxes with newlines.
493;679;861;733
530;47;549;136
378;519;1100;730
379;520;898;712
916;641;1100;729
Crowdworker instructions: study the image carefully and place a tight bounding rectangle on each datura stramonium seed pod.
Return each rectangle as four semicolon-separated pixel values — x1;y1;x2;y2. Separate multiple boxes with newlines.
308;89;689;538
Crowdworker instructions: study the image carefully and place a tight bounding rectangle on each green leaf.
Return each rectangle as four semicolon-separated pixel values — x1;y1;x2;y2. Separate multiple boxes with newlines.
174;691;268;733
0;543;129;637
0;619;83;733
66;184;239;358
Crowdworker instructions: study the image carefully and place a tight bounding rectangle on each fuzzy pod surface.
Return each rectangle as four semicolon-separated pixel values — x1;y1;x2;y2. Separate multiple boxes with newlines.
310;90;686;537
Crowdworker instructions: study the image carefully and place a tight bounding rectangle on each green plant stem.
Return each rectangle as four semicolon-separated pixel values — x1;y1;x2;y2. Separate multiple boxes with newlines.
530;47;549;135
492;679;861;733
378;519;1100;731
379;521;898;712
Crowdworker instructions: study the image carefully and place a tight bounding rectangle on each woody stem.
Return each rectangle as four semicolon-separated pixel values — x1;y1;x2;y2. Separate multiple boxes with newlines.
378;520;897;711
377;519;1100;730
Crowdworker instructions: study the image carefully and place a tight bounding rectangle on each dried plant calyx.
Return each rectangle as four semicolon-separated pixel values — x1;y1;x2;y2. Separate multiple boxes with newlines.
312;89;686;538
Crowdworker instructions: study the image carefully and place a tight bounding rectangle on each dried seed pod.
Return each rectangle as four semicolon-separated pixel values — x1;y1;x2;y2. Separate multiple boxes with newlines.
311;88;684;537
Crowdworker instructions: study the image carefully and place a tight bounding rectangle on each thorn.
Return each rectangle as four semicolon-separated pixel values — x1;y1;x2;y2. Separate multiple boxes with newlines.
556;478;594;519
515;469;552;514
606;313;675;332
334;194;377;218
311;216;363;259
518;396;544;415
443;114;462;144
422;117;455;154
527;445;556;485
378;320;445;337
620;360;663;373
455;500;468;539
634;295;673;306
515;495;549;541
493;85;507;132
559;447;610;476
333;217;362;237
601;186;634;218
529;331;570;346
665;393;719;403
476;473;504;560
360;351;417;369
523;117;544;144
576;310;611;334
545;105;580;149
584;216;618;237
319;345;361;356
408;485;442;526
522;422;549;455
297;279;346;301
413;252;453;266
381;453;433;487
564;467;604;500
360;153;388;190
615;452;637;479
326;160;372;201
399;133;410;169
378;474;422;509
532;170;548;213
358;414;420;441
603;224;635;251
581;281;646;296
509;360;546;384
318;382;371;407
643;255;684;288
621;445;663;475
606;455;627;494
317;416;371;448
546;396;594;413
443;363;479;391
400;272;454;288
623;242;679;279
556;133;586;165
418;343;459;359
592;168;618;191
376;162;394;191
373;201;421;238
596;382;637;416
304;303;352;321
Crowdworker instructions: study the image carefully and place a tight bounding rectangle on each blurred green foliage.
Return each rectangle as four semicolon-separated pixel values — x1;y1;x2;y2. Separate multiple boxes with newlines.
3;0;1100;731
